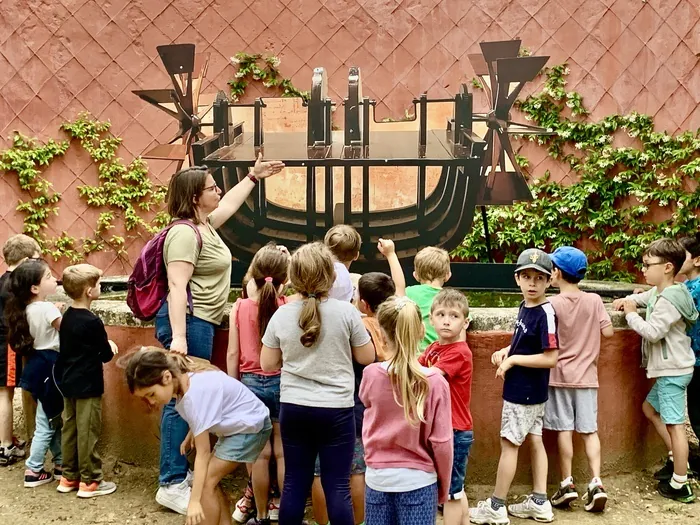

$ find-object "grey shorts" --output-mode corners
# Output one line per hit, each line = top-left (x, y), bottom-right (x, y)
(500, 400), (545, 446)
(544, 387), (598, 433)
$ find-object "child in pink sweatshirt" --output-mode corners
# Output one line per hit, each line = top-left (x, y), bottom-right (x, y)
(360, 296), (453, 525)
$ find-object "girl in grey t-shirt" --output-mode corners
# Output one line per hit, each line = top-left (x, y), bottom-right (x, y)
(261, 242), (374, 525)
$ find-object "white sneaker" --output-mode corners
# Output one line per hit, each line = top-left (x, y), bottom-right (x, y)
(232, 494), (255, 523)
(268, 497), (280, 520)
(156, 479), (191, 515)
(507, 495), (554, 523)
(469, 499), (510, 525)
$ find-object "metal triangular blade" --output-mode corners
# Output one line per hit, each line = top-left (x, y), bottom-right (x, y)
(495, 56), (549, 84)
(479, 40), (521, 63)
(158, 44), (195, 115)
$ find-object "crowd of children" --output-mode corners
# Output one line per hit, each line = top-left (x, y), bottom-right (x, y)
(2, 220), (700, 525)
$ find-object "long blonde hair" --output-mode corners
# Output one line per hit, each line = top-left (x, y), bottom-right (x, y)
(123, 346), (217, 393)
(376, 296), (430, 425)
(289, 242), (335, 347)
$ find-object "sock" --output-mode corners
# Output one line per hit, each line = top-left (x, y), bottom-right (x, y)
(590, 477), (603, 489)
(531, 493), (547, 505)
(491, 496), (506, 510)
(560, 476), (573, 488)
(670, 473), (687, 490)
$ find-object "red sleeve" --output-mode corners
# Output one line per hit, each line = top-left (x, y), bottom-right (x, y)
(418, 351), (427, 366)
(434, 347), (468, 380)
(540, 305), (559, 350)
(425, 374), (454, 503)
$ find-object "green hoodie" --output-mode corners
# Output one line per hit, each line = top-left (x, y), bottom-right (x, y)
(626, 284), (698, 377)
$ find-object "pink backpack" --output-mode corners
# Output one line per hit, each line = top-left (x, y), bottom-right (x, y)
(127, 220), (202, 321)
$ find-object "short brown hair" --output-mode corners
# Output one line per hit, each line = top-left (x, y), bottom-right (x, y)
(2, 234), (41, 266)
(644, 238), (686, 276)
(358, 272), (395, 313)
(324, 225), (361, 263)
(167, 166), (209, 223)
(414, 246), (450, 283)
(62, 264), (102, 300)
(431, 288), (469, 318)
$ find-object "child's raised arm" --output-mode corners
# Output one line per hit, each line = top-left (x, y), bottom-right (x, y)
(624, 298), (679, 343)
(378, 238), (406, 296)
(226, 301), (240, 379)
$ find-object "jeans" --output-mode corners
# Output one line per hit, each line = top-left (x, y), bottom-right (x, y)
(26, 401), (62, 472)
(155, 301), (215, 486)
(689, 367), (700, 441)
(279, 403), (355, 525)
(449, 430), (474, 499)
(241, 373), (281, 421)
(365, 483), (438, 525)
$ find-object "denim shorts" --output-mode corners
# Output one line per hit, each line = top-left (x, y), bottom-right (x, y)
(647, 374), (693, 425)
(241, 373), (281, 421)
(214, 417), (273, 463)
(449, 429), (473, 499)
(314, 436), (366, 476)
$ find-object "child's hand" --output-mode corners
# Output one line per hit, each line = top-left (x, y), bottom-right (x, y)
(491, 348), (509, 367)
(612, 299), (625, 311)
(633, 287), (645, 295)
(109, 340), (118, 354)
(53, 302), (67, 313)
(186, 500), (205, 525)
(496, 356), (514, 380)
(377, 238), (395, 256)
(180, 432), (194, 455)
(622, 300), (638, 314)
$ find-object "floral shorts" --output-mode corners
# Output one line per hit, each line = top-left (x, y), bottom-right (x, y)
(500, 400), (545, 446)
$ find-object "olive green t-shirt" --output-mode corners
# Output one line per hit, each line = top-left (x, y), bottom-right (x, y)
(163, 221), (232, 325)
(406, 284), (441, 353)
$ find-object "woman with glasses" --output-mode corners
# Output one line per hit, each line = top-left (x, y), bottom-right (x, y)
(153, 154), (285, 516)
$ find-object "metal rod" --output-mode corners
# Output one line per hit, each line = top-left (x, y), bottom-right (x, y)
(417, 165), (426, 229)
(362, 166), (370, 247)
(419, 94), (427, 149)
(344, 165), (352, 224)
(325, 166), (333, 229)
(306, 165), (315, 242)
(481, 205), (493, 263)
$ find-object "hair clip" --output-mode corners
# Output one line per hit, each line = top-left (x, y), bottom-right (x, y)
(308, 293), (317, 299)
(395, 297), (414, 312)
(264, 276), (273, 283)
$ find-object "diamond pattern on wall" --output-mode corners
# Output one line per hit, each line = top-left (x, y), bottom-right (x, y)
(0, 0), (698, 275)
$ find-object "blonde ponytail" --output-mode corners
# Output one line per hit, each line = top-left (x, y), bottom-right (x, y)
(289, 243), (335, 348)
(377, 296), (430, 425)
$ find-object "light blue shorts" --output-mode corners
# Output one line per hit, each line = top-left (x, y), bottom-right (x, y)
(646, 374), (693, 425)
(214, 417), (272, 463)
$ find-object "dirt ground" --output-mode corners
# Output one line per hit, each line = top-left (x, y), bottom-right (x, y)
(1, 457), (698, 525)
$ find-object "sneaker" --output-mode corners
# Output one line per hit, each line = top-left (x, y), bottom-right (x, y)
(551, 481), (579, 508)
(156, 479), (191, 515)
(654, 458), (674, 481)
(53, 465), (63, 481)
(233, 483), (255, 523)
(24, 468), (55, 488)
(77, 480), (117, 498)
(246, 519), (271, 525)
(507, 495), (554, 523)
(657, 480), (696, 503)
(12, 437), (26, 449)
(582, 482), (607, 512)
(57, 478), (80, 493)
(0, 446), (22, 466)
(268, 498), (280, 521)
(469, 499), (510, 525)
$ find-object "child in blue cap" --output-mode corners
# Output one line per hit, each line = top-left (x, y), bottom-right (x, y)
(544, 247), (614, 513)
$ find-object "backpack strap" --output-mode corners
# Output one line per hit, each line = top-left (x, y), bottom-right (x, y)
(164, 219), (204, 316)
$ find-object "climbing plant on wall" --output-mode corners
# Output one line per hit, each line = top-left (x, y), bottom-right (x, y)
(453, 64), (700, 282)
(0, 113), (169, 263)
(228, 52), (309, 102)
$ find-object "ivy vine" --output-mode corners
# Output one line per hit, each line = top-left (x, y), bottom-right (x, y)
(229, 52), (309, 102)
(0, 113), (169, 263)
(453, 64), (700, 282)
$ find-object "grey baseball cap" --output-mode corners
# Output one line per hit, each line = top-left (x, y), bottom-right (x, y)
(515, 248), (553, 276)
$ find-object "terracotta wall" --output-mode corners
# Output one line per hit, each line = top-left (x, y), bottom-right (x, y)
(1, 0), (699, 275)
(103, 324), (662, 483)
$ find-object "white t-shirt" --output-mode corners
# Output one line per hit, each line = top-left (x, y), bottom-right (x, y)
(26, 301), (61, 351)
(175, 370), (269, 437)
(329, 262), (354, 302)
(262, 298), (371, 408)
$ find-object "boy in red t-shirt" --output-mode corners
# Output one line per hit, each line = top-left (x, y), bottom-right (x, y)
(419, 288), (473, 525)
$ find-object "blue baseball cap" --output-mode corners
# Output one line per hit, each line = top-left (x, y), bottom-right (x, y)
(550, 247), (588, 279)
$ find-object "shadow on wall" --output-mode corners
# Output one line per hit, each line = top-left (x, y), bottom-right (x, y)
(99, 326), (661, 484)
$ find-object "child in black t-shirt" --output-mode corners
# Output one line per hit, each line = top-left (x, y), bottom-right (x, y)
(470, 249), (559, 525)
(57, 264), (118, 498)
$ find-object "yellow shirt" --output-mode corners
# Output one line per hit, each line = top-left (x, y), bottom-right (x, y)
(163, 221), (232, 325)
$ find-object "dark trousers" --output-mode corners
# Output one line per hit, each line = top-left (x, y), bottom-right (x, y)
(61, 397), (103, 483)
(279, 403), (355, 525)
(689, 367), (700, 441)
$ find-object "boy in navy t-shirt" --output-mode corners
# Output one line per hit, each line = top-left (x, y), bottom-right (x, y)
(470, 249), (559, 525)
